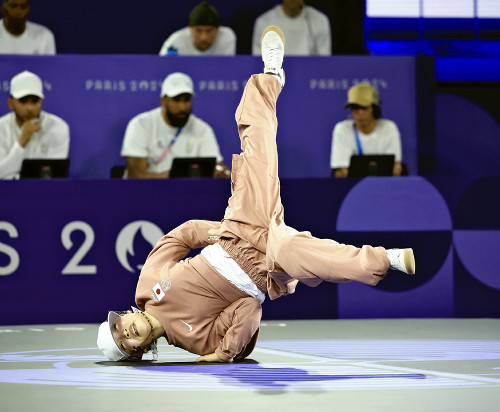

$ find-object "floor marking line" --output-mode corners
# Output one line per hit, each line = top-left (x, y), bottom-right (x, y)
(0, 347), (98, 355)
(253, 347), (343, 362)
(353, 361), (500, 385)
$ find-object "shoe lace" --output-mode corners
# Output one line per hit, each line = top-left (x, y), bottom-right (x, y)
(266, 45), (281, 70)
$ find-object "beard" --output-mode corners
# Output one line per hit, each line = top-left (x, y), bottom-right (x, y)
(166, 110), (190, 128)
(6, 18), (27, 35)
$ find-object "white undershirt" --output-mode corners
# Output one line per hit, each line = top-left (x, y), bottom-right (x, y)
(201, 243), (265, 304)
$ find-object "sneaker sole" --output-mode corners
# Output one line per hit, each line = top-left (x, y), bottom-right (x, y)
(404, 248), (416, 275)
(260, 25), (285, 48)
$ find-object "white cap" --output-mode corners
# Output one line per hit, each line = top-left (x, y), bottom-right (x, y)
(97, 311), (129, 361)
(161, 72), (194, 97)
(10, 71), (45, 99)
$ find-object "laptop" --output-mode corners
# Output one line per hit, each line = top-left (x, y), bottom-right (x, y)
(169, 157), (216, 178)
(348, 155), (395, 177)
(20, 159), (70, 179)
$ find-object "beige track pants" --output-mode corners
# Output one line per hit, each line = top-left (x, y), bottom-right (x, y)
(217, 74), (390, 294)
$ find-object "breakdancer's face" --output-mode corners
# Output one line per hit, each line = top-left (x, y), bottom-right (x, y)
(111, 312), (153, 355)
(161, 93), (192, 128)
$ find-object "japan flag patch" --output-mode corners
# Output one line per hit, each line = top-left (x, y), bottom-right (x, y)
(151, 282), (165, 302)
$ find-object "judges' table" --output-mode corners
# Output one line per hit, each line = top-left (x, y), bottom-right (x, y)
(0, 54), (430, 178)
(1, 176), (499, 324)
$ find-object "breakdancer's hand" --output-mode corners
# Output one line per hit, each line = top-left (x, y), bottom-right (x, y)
(197, 352), (229, 363)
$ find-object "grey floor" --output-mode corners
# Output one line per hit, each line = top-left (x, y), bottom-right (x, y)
(1, 319), (499, 412)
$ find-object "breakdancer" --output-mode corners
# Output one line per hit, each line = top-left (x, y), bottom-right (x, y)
(97, 26), (415, 363)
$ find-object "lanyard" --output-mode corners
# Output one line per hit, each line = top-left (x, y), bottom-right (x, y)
(353, 124), (363, 155)
(156, 127), (183, 164)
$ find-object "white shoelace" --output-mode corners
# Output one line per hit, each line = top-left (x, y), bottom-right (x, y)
(265, 45), (281, 72)
(268, 48), (279, 66)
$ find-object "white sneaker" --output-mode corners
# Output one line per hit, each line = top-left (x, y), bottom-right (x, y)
(386, 248), (415, 275)
(261, 26), (285, 87)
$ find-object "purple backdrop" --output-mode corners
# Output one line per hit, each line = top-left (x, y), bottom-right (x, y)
(0, 55), (419, 178)
(1, 177), (499, 325)
(435, 93), (500, 176)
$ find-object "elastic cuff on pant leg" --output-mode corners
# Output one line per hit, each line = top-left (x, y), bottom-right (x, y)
(215, 347), (233, 363)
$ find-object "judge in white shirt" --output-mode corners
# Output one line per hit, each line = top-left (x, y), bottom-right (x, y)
(330, 83), (403, 178)
(252, 0), (331, 56)
(121, 72), (230, 178)
(0, 71), (70, 179)
(0, 0), (56, 55)
(159, 1), (236, 56)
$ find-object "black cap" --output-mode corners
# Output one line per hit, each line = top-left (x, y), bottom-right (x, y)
(189, 1), (220, 27)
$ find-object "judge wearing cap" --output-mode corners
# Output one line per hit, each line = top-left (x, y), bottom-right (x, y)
(0, 70), (70, 179)
(159, 1), (236, 56)
(330, 82), (403, 178)
(120, 72), (230, 178)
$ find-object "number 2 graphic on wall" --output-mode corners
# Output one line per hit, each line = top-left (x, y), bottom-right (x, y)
(61, 221), (97, 275)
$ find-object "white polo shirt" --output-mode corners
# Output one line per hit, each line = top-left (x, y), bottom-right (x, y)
(121, 107), (223, 174)
(159, 26), (236, 56)
(330, 119), (402, 169)
(0, 111), (70, 179)
(0, 19), (56, 55)
(252, 5), (331, 56)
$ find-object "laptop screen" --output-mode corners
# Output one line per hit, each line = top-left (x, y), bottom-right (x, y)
(20, 159), (70, 179)
(348, 155), (395, 177)
(169, 157), (216, 178)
